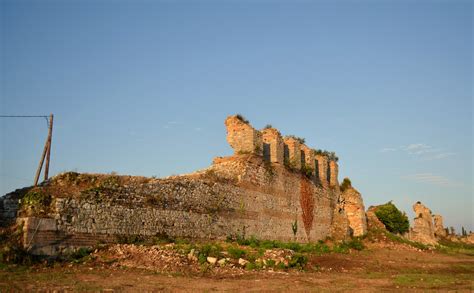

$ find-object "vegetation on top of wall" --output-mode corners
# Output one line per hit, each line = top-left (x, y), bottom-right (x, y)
(19, 189), (52, 215)
(312, 149), (339, 162)
(235, 114), (250, 124)
(284, 135), (306, 144)
(340, 177), (352, 192)
(374, 202), (410, 234)
(263, 124), (273, 129)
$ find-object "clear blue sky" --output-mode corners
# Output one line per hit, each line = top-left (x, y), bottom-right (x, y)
(1, 1), (472, 231)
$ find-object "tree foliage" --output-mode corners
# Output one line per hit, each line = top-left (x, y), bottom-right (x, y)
(374, 201), (410, 234)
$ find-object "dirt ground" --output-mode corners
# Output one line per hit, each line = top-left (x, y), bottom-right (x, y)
(1, 243), (473, 292)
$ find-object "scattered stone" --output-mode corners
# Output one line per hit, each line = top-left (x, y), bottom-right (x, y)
(207, 257), (217, 265)
(238, 258), (249, 266)
(187, 249), (197, 262)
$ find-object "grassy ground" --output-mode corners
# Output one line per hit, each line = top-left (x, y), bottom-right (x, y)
(1, 233), (473, 292)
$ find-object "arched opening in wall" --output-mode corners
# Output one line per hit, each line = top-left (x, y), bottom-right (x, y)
(300, 150), (306, 168)
(263, 143), (271, 162)
(284, 144), (289, 165)
(327, 161), (331, 183)
(314, 159), (320, 182)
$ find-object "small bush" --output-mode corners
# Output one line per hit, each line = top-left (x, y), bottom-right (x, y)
(199, 243), (223, 258)
(340, 178), (352, 192)
(374, 202), (410, 234)
(235, 114), (249, 124)
(301, 164), (314, 178)
(288, 253), (308, 269)
(227, 246), (246, 259)
(263, 124), (273, 129)
(346, 238), (364, 251)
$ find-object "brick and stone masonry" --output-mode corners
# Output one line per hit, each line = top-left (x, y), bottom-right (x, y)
(315, 154), (329, 186)
(1, 114), (358, 255)
(225, 116), (263, 155)
(283, 137), (301, 170)
(261, 128), (284, 164)
(300, 144), (316, 176)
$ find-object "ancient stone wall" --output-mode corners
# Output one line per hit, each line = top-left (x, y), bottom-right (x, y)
(433, 214), (447, 238)
(2, 115), (344, 256)
(409, 202), (437, 245)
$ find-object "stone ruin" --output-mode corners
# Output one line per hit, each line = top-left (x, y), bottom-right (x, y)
(433, 214), (447, 238)
(0, 115), (368, 256)
(409, 201), (437, 245)
(339, 187), (367, 237)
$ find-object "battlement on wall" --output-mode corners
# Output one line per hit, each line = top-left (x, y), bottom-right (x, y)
(225, 115), (339, 187)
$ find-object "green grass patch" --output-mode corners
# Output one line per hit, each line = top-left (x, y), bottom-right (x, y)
(436, 239), (474, 256)
(393, 273), (472, 289)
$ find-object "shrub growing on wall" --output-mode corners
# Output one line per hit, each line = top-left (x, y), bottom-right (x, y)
(374, 202), (410, 234)
(340, 177), (352, 192)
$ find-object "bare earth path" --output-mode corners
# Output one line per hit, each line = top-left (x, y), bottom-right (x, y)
(1, 245), (473, 292)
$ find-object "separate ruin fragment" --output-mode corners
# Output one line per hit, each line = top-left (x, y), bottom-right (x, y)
(409, 201), (437, 245)
(340, 187), (367, 237)
(433, 214), (447, 238)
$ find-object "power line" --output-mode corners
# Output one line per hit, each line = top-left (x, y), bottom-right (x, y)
(0, 115), (48, 117)
(0, 115), (51, 127)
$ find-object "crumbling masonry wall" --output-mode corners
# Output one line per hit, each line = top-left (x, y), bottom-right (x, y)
(1, 115), (345, 256)
(261, 128), (284, 164)
(225, 116), (263, 155)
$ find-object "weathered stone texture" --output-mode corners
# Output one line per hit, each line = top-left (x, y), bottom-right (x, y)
(409, 202), (437, 245)
(366, 206), (387, 231)
(315, 155), (328, 186)
(261, 128), (284, 164)
(300, 145), (315, 175)
(4, 153), (339, 256)
(329, 161), (339, 190)
(432, 214), (447, 238)
(340, 188), (367, 237)
(283, 138), (301, 170)
(225, 116), (263, 155)
(0, 192), (21, 227)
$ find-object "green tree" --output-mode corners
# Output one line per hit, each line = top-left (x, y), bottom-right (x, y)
(374, 201), (410, 234)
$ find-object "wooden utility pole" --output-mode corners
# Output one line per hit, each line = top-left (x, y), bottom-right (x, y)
(34, 114), (53, 186)
(44, 114), (53, 181)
